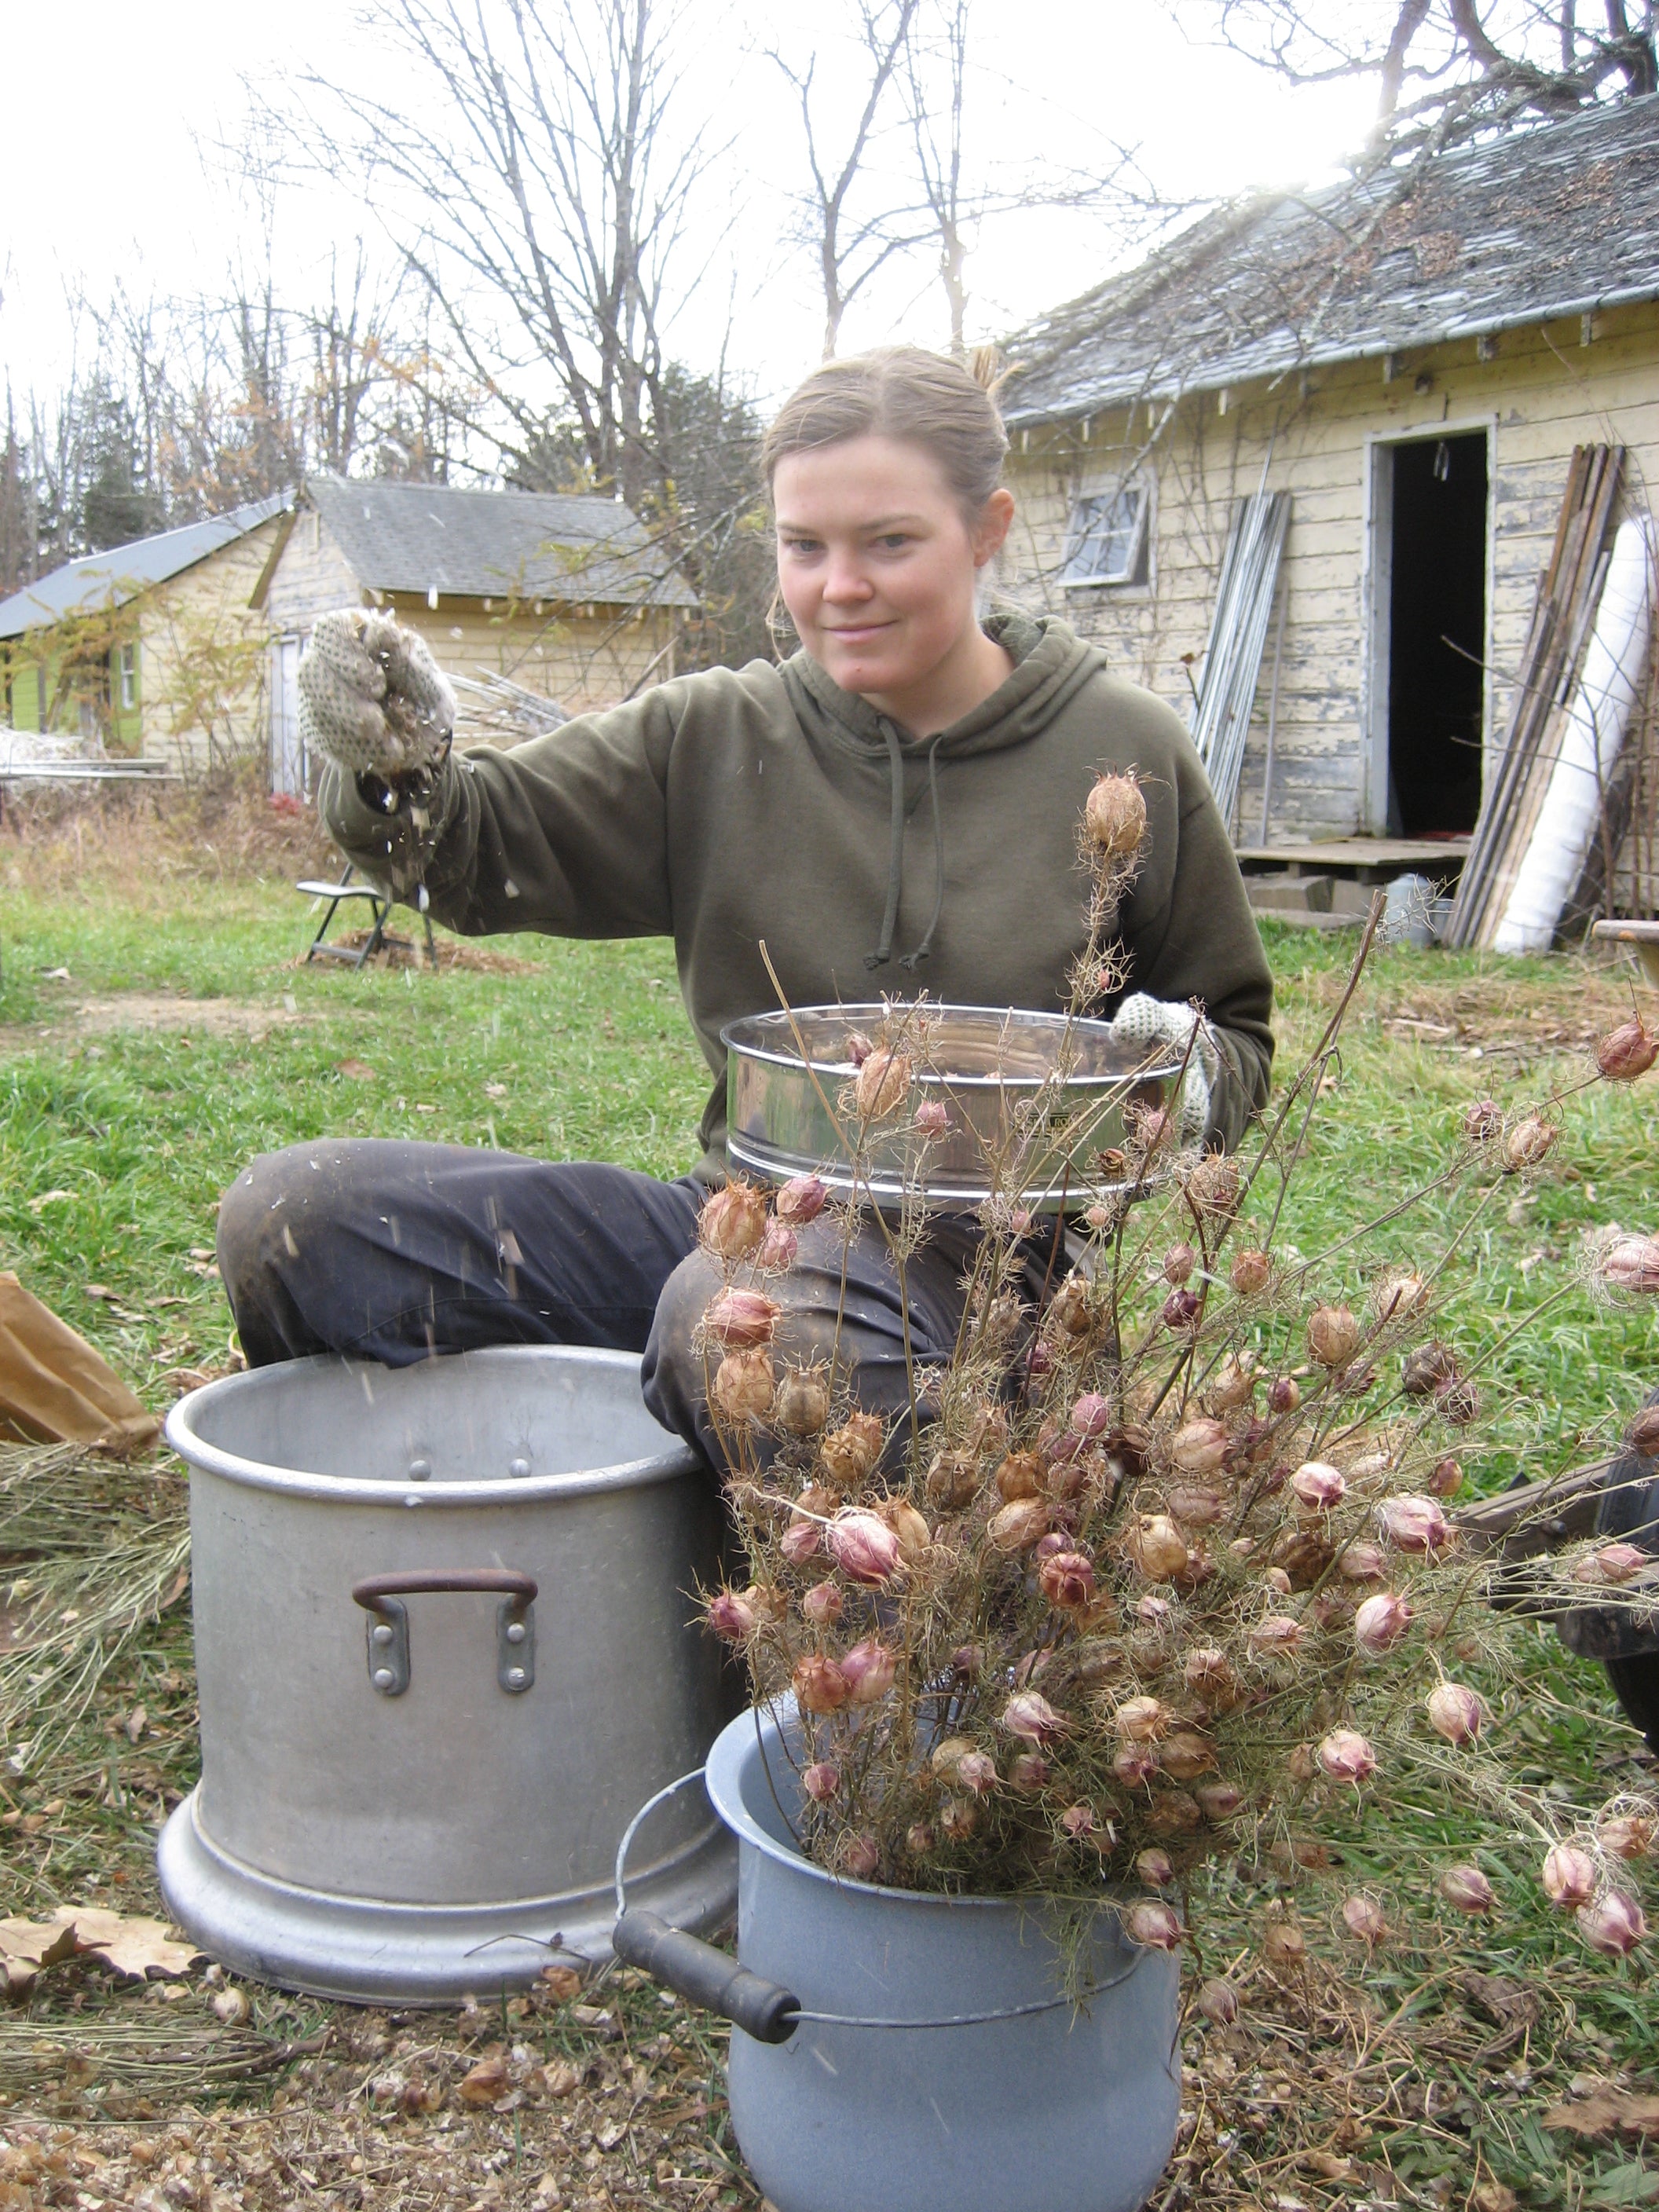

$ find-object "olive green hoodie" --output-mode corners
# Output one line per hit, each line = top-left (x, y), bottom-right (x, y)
(320, 611), (1274, 1181)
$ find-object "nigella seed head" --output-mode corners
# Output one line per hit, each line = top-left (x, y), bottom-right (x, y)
(1083, 771), (1148, 860)
(1597, 1013), (1659, 1082)
(1163, 1287), (1202, 1331)
(698, 1179), (769, 1261)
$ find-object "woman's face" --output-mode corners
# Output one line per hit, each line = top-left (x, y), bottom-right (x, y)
(773, 434), (1013, 702)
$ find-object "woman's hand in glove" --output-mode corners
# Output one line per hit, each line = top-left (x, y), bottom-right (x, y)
(1107, 992), (1221, 1146)
(296, 610), (456, 781)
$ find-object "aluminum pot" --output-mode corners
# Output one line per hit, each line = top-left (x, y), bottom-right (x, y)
(159, 1346), (738, 2004)
(722, 1003), (1174, 1212)
(613, 1704), (1181, 2212)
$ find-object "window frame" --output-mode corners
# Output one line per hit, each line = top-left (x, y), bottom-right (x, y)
(118, 641), (138, 712)
(1060, 478), (1152, 591)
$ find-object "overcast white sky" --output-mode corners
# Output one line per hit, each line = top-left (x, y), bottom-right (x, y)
(0, 1), (1378, 420)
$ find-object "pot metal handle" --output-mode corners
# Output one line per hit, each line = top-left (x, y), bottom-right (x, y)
(612, 1909), (799, 2045)
(351, 1569), (537, 1698)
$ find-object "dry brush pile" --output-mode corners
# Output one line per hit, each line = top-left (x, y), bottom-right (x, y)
(690, 775), (1658, 1970)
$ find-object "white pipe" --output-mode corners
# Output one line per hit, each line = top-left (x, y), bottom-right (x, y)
(1494, 513), (1657, 955)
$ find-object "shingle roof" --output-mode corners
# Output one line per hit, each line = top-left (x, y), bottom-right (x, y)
(1001, 96), (1659, 427)
(305, 477), (698, 609)
(0, 493), (291, 641)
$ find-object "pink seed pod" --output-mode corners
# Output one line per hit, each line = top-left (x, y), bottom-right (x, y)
(1059, 1802), (1101, 1844)
(698, 1179), (770, 1261)
(1208, 1355), (1258, 1412)
(1196, 1977), (1238, 2025)
(1426, 1681), (1485, 1747)
(1136, 1593), (1173, 1628)
(1599, 1813), (1656, 1860)
(775, 1174), (829, 1225)
(1428, 1456), (1464, 1499)
(1083, 1202), (1113, 1231)
(781, 1518), (822, 1567)
(1354, 1591), (1413, 1657)
(753, 1221), (799, 1273)
(1438, 1864), (1496, 1915)
(705, 1590), (756, 1642)
(1500, 1113), (1558, 1173)
(1463, 1097), (1503, 1142)
(1291, 1460), (1346, 1514)
(1268, 1375), (1301, 1415)
(929, 1736), (977, 1782)
(956, 1751), (998, 1796)
(1597, 1013), (1659, 1082)
(1338, 1540), (1387, 1582)
(913, 1098), (950, 1134)
(1163, 1241), (1198, 1287)
(1196, 1781), (1243, 1821)
(1599, 1543), (1651, 1584)
(793, 1654), (851, 1714)
(1342, 1893), (1390, 1944)
(1114, 1694), (1171, 1743)
(1124, 1900), (1184, 1951)
(1166, 1482), (1226, 1528)
(827, 1509), (902, 1588)
(905, 1820), (936, 1854)
(1317, 1729), (1378, 1785)
(855, 1048), (912, 1121)
(1247, 1614), (1305, 1659)
(840, 1639), (896, 1706)
(1596, 1235), (1659, 1295)
(1170, 1417), (1229, 1475)
(1002, 1691), (1066, 1745)
(1038, 1550), (1097, 1610)
(839, 1832), (881, 1881)
(1125, 1514), (1190, 1581)
(1378, 1492), (1453, 1556)
(1007, 1752), (1051, 1792)
(1136, 1848), (1175, 1889)
(1184, 1647), (1238, 1698)
(711, 1346), (775, 1424)
(702, 1287), (782, 1348)
(1577, 1889), (1648, 1957)
(1071, 1391), (1113, 1437)
(845, 1032), (875, 1068)
(802, 1761), (840, 1804)
(1084, 771), (1148, 859)
(800, 1580), (843, 1627)
(1262, 1565), (1295, 1595)
(1113, 1743), (1159, 1786)
(1307, 1303), (1361, 1368)
(1163, 1288), (1201, 1331)
(1540, 1841), (1598, 1908)
(1231, 1249), (1273, 1296)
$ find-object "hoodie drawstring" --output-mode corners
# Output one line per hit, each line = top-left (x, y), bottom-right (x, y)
(866, 721), (949, 972)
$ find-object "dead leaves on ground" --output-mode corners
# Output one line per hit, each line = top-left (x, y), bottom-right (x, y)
(0, 1907), (200, 1995)
(1543, 2088), (1659, 2137)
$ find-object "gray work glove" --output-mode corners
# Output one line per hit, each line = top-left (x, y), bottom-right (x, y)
(297, 610), (456, 780)
(1108, 992), (1221, 1145)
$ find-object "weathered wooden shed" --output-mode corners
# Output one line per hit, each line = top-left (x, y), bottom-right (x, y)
(254, 478), (697, 793)
(998, 97), (1659, 863)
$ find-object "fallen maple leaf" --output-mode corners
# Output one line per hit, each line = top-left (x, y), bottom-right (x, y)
(58, 1907), (200, 1981)
(1542, 2091), (1659, 2137)
(539, 1964), (583, 2001)
(460, 2055), (511, 2106)
(0, 1916), (79, 1994)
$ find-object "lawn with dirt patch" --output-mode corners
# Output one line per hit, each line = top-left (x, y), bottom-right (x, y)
(1, 788), (1657, 2210)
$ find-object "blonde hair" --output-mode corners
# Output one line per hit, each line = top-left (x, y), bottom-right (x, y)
(760, 346), (1009, 521)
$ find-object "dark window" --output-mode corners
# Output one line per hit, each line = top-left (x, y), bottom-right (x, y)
(1062, 483), (1149, 588)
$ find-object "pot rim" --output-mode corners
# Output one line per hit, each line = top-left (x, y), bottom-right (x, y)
(164, 1346), (703, 1505)
(720, 1003), (1177, 1091)
(705, 1699), (1070, 1916)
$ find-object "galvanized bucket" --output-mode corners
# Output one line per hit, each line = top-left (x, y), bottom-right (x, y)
(614, 1705), (1182, 2212)
(159, 1346), (738, 2004)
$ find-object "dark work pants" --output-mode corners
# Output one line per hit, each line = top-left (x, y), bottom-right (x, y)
(215, 1141), (1002, 1468)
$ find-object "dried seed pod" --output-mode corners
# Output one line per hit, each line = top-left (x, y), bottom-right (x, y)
(1354, 1591), (1412, 1656)
(1137, 1848), (1175, 1889)
(1207, 1355), (1258, 1412)
(1038, 1549), (1097, 1610)
(957, 1750), (998, 1796)
(1500, 1114), (1557, 1173)
(1007, 1752), (1052, 1792)
(1371, 1269), (1430, 1323)
(841, 1639), (897, 1705)
(1170, 1417), (1229, 1475)
(996, 1450), (1046, 1503)
(930, 1735), (979, 1782)
(1599, 1813), (1656, 1859)
(1540, 1841), (1598, 1908)
(1267, 1375), (1301, 1415)
(1105, 1423), (1152, 1481)
(1145, 1789), (1203, 1838)
(925, 1448), (980, 1511)
(846, 1031), (875, 1067)
(793, 1654), (851, 1714)
(698, 1179), (769, 1261)
(855, 1049), (912, 1120)
(711, 1346), (775, 1425)
(1627, 1405), (1659, 1457)
(802, 1761), (840, 1804)
(938, 1799), (980, 1842)
(1160, 1732), (1218, 1782)
(1287, 1743), (1318, 1783)
(1597, 1013), (1659, 1082)
(1058, 1802), (1102, 1844)
(1188, 1153), (1240, 1220)
(1426, 1681), (1485, 1746)
(1231, 1248), (1273, 1296)
(1049, 1273), (1093, 1336)
(1307, 1304), (1361, 1368)
(1166, 1481), (1226, 1528)
(1378, 1492), (1453, 1556)
(754, 1221), (799, 1272)
(1269, 1526), (1335, 1588)
(1113, 1694), (1171, 1743)
(212, 1987), (251, 2026)
(1427, 1456), (1463, 1499)
(913, 1098), (950, 1133)
(880, 1498), (932, 1562)
(1584, 1541), (1651, 1584)
(1317, 1729), (1377, 1784)
(705, 1590), (757, 1642)
(989, 1497), (1051, 1552)
(1291, 1461), (1346, 1514)
(1262, 1914), (1306, 1967)
(1439, 1864), (1496, 1914)
(1196, 1781), (1243, 1822)
(1084, 771), (1148, 859)
(703, 1287), (782, 1348)
(775, 1174), (829, 1225)
(801, 1580), (843, 1627)
(1342, 1893), (1389, 1944)
(773, 1365), (830, 1437)
(1247, 1614), (1305, 1661)
(1262, 1565), (1295, 1595)
(839, 1833), (881, 1880)
(1124, 1899), (1184, 1951)
(1596, 1232), (1659, 1295)
(1195, 1976), (1238, 2024)
(1463, 1097), (1503, 1142)
(1163, 1241), (1198, 1287)
(1577, 1890), (1648, 1957)
(1403, 1342), (1460, 1397)
(1163, 1288), (1202, 1331)
(1125, 1513), (1190, 1582)
(826, 1509), (902, 1588)
(1071, 1391), (1113, 1437)
(1338, 1540), (1387, 1582)
(820, 1412), (886, 1489)
(1114, 1742), (1159, 1785)
(1436, 1376), (1480, 1426)
(1183, 1647), (1240, 1705)
(1002, 1691), (1066, 1744)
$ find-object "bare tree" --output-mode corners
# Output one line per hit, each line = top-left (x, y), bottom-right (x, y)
(904, 0), (971, 354)
(767, 0), (925, 358)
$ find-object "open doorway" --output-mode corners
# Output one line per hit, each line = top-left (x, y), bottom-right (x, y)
(1384, 431), (1489, 835)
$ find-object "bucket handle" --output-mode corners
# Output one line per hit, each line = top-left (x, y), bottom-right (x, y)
(351, 1569), (537, 1697)
(610, 1770), (1148, 2042)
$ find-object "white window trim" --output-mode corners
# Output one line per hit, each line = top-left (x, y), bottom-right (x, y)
(1060, 478), (1152, 591)
(119, 642), (138, 712)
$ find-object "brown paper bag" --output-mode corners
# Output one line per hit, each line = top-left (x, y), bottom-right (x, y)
(0, 1273), (162, 1452)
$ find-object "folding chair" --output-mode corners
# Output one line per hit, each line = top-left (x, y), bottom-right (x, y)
(297, 864), (438, 969)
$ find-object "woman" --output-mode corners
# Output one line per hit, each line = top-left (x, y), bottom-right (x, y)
(218, 348), (1274, 1464)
